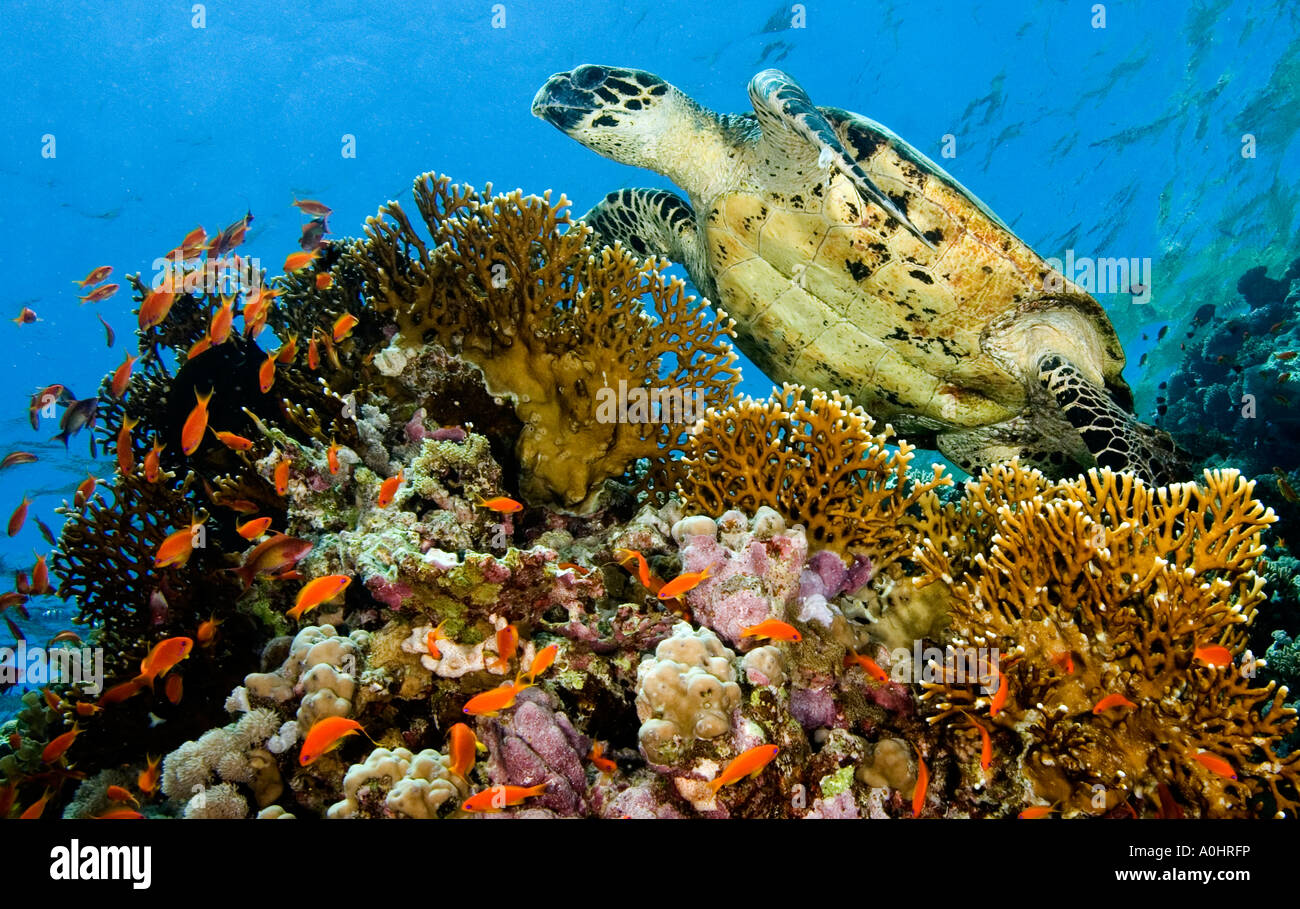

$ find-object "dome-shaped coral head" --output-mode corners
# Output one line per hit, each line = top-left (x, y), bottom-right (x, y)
(532, 65), (706, 177)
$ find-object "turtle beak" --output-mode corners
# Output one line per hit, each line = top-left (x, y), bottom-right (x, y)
(531, 73), (590, 131)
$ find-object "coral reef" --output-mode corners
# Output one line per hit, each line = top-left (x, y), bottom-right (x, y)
(327, 747), (462, 818)
(160, 708), (286, 814)
(17, 169), (1300, 825)
(916, 462), (1300, 817)
(360, 174), (741, 510)
(675, 383), (951, 573)
(1157, 257), (1300, 478)
(635, 623), (741, 766)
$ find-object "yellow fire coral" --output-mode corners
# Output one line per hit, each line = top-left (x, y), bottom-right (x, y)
(674, 383), (950, 572)
(361, 174), (741, 510)
(915, 462), (1300, 818)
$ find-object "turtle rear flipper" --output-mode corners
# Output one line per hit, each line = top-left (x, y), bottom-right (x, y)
(580, 188), (715, 299)
(748, 69), (933, 248)
(1037, 353), (1191, 485)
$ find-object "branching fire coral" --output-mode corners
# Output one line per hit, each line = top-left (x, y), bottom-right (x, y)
(360, 174), (741, 510)
(675, 383), (950, 573)
(915, 462), (1300, 818)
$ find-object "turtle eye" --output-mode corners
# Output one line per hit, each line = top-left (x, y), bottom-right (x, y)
(571, 65), (608, 90)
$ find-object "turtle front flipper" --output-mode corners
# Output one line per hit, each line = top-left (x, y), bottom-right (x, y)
(581, 188), (715, 299)
(1037, 353), (1192, 485)
(748, 69), (933, 249)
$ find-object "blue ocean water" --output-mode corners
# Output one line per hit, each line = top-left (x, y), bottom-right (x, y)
(0, 0), (1297, 709)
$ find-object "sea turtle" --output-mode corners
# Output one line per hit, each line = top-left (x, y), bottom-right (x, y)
(532, 65), (1188, 483)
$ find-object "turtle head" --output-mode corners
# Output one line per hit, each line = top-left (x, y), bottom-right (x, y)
(533, 66), (718, 189)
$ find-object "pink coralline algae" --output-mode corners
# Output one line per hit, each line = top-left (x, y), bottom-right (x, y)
(479, 687), (591, 816)
(804, 790), (860, 819)
(364, 575), (413, 609)
(676, 511), (808, 648)
(799, 550), (872, 602)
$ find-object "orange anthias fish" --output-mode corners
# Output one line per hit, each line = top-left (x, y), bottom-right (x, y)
(0, 451), (37, 470)
(143, 437), (165, 483)
(1092, 693), (1138, 715)
(462, 783), (548, 813)
(912, 749), (928, 818)
(154, 518), (205, 568)
(105, 785), (138, 807)
(196, 614), (223, 647)
(1018, 803), (1056, 819)
(236, 516), (272, 540)
(116, 415), (139, 475)
(527, 643), (559, 682)
(492, 624), (518, 671)
(299, 716), (375, 766)
(208, 297), (235, 346)
(164, 674), (183, 705)
(1050, 649), (1075, 675)
(425, 620), (449, 659)
(477, 495), (523, 514)
(1191, 751), (1237, 779)
(331, 312), (358, 342)
(613, 548), (653, 588)
(961, 711), (993, 778)
(232, 533), (313, 589)
(989, 666), (1008, 717)
(276, 334), (298, 363)
(657, 567), (710, 600)
(307, 336), (320, 370)
(96, 808), (145, 819)
(136, 636), (194, 686)
(99, 678), (145, 706)
(711, 744), (779, 793)
(446, 723), (478, 779)
(74, 473), (97, 508)
(213, 429), (254, 451)
(845, 650), (890, 683)
(79, 283), (119, 304)
(31, 553), (51, 596)
(327, 440), (341, 475)
(1194, 644), (1233, 668)
(288, 574), (351, 621)
(377, 470), (403, 507)
(258, 350), (276, 393)
(138, 289), (177, 330)
(75, 265), (113, 287)
(110, 353), (138, 398)
(19, 790), (53, 819)
(11, 307), (39, 325)
(186, 337), (212, 361)
(315, 273), (334, 290)
(463, 679), (533, 717)
(41, 725), (81, 764)
(241, 288), (271, 336)
(8, 497), (31, 537)
(292, 198), (333, 217)
(181, 388), (215, 455)
(740, 619), (802, 642)
(137, 755), (161, 795)
(284, 250), (318, 272)
(274, 458), (291, 495)
(588, 742), (617, 775)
